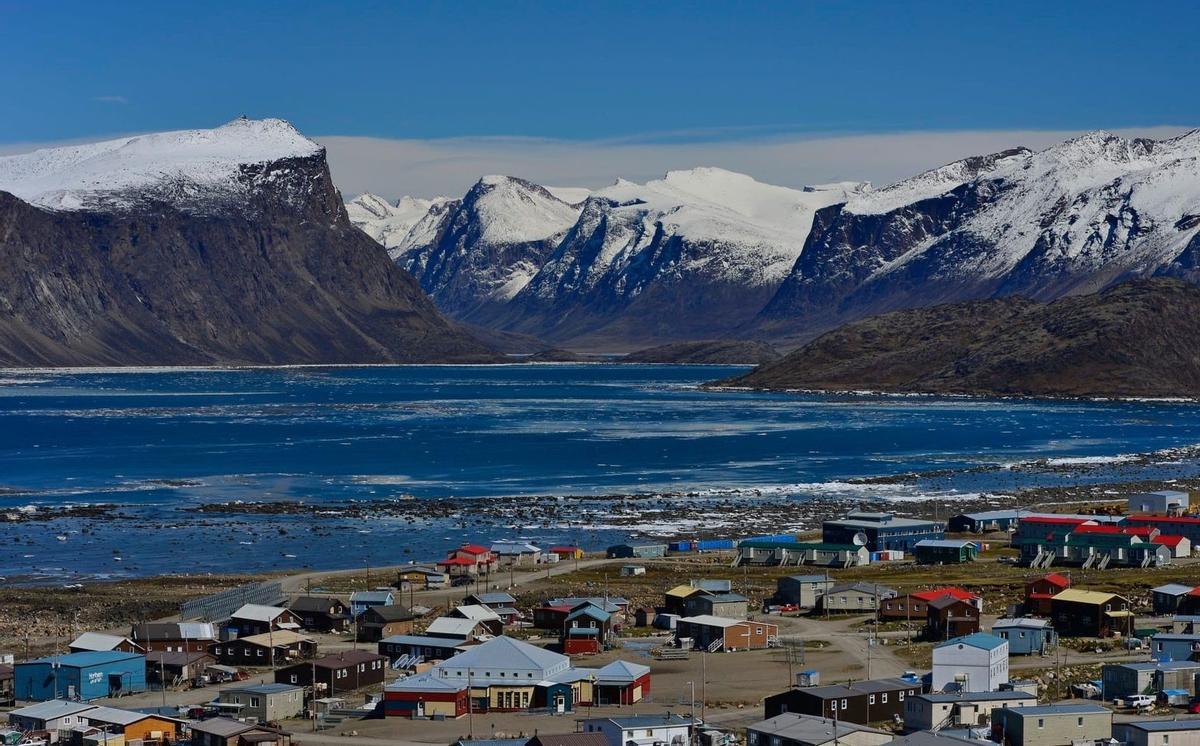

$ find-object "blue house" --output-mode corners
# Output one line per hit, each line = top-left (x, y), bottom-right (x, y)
(992, 618), (1057, 655)
(1151, 633), (1200, 662)
(822, 511), (945, 552)
(14, 651), (146, 701)
(349, 590), (394, 618)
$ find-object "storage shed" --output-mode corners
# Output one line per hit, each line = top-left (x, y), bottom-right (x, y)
(913, 540), (978, 565)
(14, 651), (146, 701)
(606, 544), (667, 559)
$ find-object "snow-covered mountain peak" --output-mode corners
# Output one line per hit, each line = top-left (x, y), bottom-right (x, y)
(0, 117), (323, 212)
(846, 147), (1032, 216)
(464, 175), (583, 245)
(345, 192), (450, 250)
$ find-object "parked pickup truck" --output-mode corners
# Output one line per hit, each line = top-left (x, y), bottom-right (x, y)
(1115, 695), (1154, 710)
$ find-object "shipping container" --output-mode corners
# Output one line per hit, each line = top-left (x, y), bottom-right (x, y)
(669, 541), (694, 552)
(695, 539), (735, 551)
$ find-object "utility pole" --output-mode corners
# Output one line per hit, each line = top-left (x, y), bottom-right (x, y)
(700, 651), (707, 726)
(688, 680), (696, 746)
(468, 669), (475, 739)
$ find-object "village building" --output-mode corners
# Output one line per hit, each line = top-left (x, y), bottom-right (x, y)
(534, 602), (578, 632)
(209, 630), (316, 666)
(189, 717), (292, 746)
(0, 663), (13, 707)
(913, 540), (978, 565)
(145, 650), (214, 686)
(7, 700), (97, 741)
(1156, 534), (1193, 557)
(1128, 490), (1190, 514)
(396, 565), (448, 589)
(820, 582), (897, 613)
(588, 660), (651, 705)
(356, 604), (416, 642)
(1023, 574), (1070, 617)
(464, 592), (517, 609)
(606, 543), (668, 559)
(1101, 660), (1200, 699)
(675, 615), (777, 652)
(931, 633), (1009, 693)
(822, 511), (945, 552)
(275, 650), (387, 694)
(1151, 584), (1196, 614)
(991, 618), (1056, 655)
(68, 632), (145, 655)
(444, 604), (504, 635)
(683, 592), (749, 619)
(620, 564), (646, 577)
(548, 546), (584, 560)
(1114, 719), (1200, 746)
(880, 588), (980, 623)
(1179, 589), (1200, 616)
(773, 575), (836, 608)
(1049, 589), (1134, 637)
(746, 713), (892, 746)
(1173, 614), (1200, 634)
(288, 596), (349, 632)
(14, 651), (146, 701)
(425, 616), (496, 644)
(1150, 632), (1200, 662)
(348, 590), (394, 618)
(438, 544), (498, 578)
(926, 596), (981, 639)
(1125, 514), (1200, 544)
(735, 538), (870, 567)
(990, 704), (1111, 746)
(378, 634), (471, 664)
(491, 541), (542, 566)
(563, 602), (614, 655)
(664, 584), (710, 615)
(78, 706), (183, 745)
(764, 678), (921, 724)
(217, 683), (305, 723)
(582, 714), (692, 746)
(903, 690), (1037, 731)
(227, 604), (301, 637)
(129, 622), (217, 653)
(527, 734), (609, 746)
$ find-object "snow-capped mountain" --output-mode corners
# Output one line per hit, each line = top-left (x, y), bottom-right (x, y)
(0, 117), (325, 214)
(759, 130), (1200, 338)
(375, 176), (587, 323)
(0, 117), (493, 366)
(345, 193), (453, 254)
(494, 168), (866, 344)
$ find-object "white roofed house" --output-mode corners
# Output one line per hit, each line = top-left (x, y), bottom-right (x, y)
(227, 604), (302, 637)
(7, 700), (97, 742)
(446, 604), (504, 636)
(69, 632), (145, 655)
(491, 541), (542, 567)
(583, 713), (693, 746)
(675, 615), (778, 652)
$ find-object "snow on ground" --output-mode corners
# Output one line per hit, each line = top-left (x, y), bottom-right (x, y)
(346, 193), (450, 248)
(0, 117), (322, 211)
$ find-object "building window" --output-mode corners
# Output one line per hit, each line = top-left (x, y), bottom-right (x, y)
(881, 693), (888, 703)
(1038, 719), (1044, 729)
(1077, 718), (1083, 727)
(841, 699), (848, 709)
(869, 695), (875, 704)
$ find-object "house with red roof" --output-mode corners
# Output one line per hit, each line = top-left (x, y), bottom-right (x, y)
(1124, 514), (1200, 545)
(437, 544), (497, 578)
(880, 587), (983, 640)
(1025, 573), (1070, 616)
(548, 546), (584, 560)
(1153, 534), (1192, 557)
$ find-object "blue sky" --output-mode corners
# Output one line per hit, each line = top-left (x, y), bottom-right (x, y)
(2, 1), (1197, 196)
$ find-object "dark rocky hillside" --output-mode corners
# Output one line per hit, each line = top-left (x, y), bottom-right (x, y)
(720, 279), (1200, 398)
(0, 137), (494, 366)
(624, 340), (781, 365)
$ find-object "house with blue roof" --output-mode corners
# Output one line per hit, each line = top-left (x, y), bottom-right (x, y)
(991, 618), (1056, 656)
(349, 590), (394, 618)
(931, 633), (1008, 693)
(14, 651), (146, 701)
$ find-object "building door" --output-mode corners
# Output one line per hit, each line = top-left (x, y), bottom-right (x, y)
(416, 700), (425, 717)
(555, 695), (565, 714)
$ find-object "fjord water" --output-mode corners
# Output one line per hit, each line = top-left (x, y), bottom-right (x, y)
(3, 364), (1200, 584)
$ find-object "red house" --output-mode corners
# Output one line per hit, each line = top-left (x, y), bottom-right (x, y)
(437, 544), (497, 577)
(592, 659), (651, 705)
(1025, 573), (1070, 616)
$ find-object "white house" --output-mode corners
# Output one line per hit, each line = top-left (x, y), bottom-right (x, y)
(7, 700), (97, 742)
(1128, 490), (1189, 514)
(583, 713), (693, 746)
(931, 633), (1009, 693)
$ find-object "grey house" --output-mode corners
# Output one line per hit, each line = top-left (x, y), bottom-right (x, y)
(775, 576), (835, 608)
(990, 704), (1111, 746)
(218, 683), (305, 723)
(1114, 720), (1200, 746)
(903, 691), (1036, 732)
(1101, 660), (1200, 699)
(606, 544), (667, 559)
(683, 593), (749, 619)
(820, 582), (897, 613)
(746, 713), (892, 746)
(1151, 584), (1196, 614)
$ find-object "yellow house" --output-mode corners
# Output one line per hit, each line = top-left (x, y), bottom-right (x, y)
(80, 707), (183, 746)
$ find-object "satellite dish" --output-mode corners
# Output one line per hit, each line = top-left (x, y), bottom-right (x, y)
(852, 532), (868, 546)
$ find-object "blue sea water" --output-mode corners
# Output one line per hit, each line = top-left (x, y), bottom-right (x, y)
(2, 364), (1200, 583)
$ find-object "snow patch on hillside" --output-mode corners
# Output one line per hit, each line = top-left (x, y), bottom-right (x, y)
(346, 193), (450, 249)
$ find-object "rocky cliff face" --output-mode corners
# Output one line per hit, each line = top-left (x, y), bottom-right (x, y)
(0, 118), (494, 366)
(725, 279), (1200, 398)
(759, 132), (1200, 340)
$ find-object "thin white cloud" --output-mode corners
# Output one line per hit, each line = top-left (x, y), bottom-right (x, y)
(317, 126), (1194, 201)
(92, 95), (129, 104)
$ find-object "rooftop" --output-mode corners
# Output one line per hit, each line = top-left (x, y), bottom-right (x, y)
(678, 614), (746, 628)
(1052, 588), (1126, 605)
(8, 700), (96, 721)
(230, 604), (289, 622)
(25, 650), (141, 667)
(1119, 720), (1200, 732)
(70, 632), (136, 651)
(593, 714), (693, 728)
(915, 691), (1037, 703)
(747, 712), (888, 743)
(1001, 704), (1111, 716)
(225, 683), (304, 695)
(935, 633), (1006, 652)
(83, 706), (165, 726)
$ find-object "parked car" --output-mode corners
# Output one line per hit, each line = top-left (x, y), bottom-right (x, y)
(1188, 701), (1200, 714)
